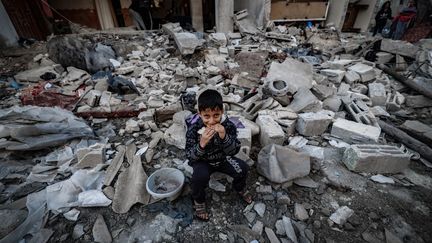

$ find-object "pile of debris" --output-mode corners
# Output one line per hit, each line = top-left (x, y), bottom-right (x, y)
(0, 16), (431, 243)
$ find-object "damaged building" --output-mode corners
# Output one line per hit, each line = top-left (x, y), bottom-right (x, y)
(0, 0), (432, 242)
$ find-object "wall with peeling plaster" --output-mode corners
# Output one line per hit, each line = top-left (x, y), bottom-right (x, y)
(353, 0), (378, 32)
(326, 0), (349, 30)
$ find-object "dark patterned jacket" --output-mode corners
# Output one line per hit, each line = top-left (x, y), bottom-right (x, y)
(185, 115), (241, 164)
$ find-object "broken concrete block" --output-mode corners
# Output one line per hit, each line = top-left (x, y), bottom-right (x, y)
(14, 65), (60, 82)
(84, 90), (102, 107)
(328, 59), (353, 70)
(386, 91), (405, 111)
(380, 39), (419, 58)
(312, 84), (337, 100)
(125, 119), (140, 133)
(256, 115), (285, 146)
(320, 69), (346, 83)
(331, 118), (381, 144)
(370, 106), (390, 117)
(266, 58), (313, 94)
(209, 33), (227, 47)
(76, 143), (105, 169)
(344, 70), (361, 83)
(162, 22), (182, 37)
(348, 63), (375, 82)
(343, 144), (410, 173)
(296, 110), (334, 136)
(400, 120), (432, 144)
(330, 206), (354, 225)
(288, 88), (321, 113)
(375, 52), (394, 64)
(323, 96), (342, 112)
(368, 82), (386, 106)
(395, 55), (408, 71)
(257, 144), (310, 183)
(138, 109), (155, 121)
(173, 32), (204, 55)
(164, 123), (187, 149)
(405, 95), (432, 108)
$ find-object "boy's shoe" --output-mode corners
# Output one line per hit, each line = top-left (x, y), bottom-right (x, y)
(193, 201), (209, 221)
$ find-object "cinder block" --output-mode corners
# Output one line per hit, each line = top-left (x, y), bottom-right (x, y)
(368, 82), (386, 106)
(344, 70), (360, 83)
(296, 110), (334, 136)
(331, 118), (381, 144)
(343, 144), (410, 173)
(256, 115), (285, 145)
(343, 99), (379, 127)
(386, 91), (404, 111)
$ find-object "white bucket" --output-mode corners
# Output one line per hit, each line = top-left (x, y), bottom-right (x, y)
(146, 168), (185, 199)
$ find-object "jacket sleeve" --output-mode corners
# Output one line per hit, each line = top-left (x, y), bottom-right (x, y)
(185, 125), (206, 161)
(221, 120), (241, 156)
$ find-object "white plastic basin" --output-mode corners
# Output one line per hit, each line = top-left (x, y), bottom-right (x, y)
(146, 168), (185, 199)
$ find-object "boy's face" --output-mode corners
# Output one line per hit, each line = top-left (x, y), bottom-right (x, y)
(199, 107), (223, 127)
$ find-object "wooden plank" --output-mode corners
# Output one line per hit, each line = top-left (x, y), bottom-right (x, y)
(271, 1), (328, 21)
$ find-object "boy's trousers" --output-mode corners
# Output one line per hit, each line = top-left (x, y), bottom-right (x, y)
(191, 156), (248, 204)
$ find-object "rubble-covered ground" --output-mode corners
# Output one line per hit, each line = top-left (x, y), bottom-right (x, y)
(0, 22), (432, 243)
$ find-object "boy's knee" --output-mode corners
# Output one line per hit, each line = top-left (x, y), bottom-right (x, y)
(191, 164), (210, 183)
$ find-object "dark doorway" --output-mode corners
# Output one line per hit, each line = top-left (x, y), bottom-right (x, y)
(111, 0), (125, 27)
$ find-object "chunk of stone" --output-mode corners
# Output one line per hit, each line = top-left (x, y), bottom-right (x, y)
(323, 96), (342, 112)
(343, 144), (410, 173)
(282, 216), (299, 243)
(265, 58), (313, 94)
(368, 82), (387, 106)
(209, 33), (227, 46)
(275, 220), (285, 235)
(288, 88), (322, 113)
(257, 144), (310, 183)
(348, 63), (375, 82)
(76, 143), (105, 169)
(125, 119), (140, 133)
(92, 214), (112, 243)
(331, 118), (381, 144)
(320, 69), (346, 83)
(73, 224), (85, 239)
(252, 220), (264, 235)
(312, 84), (337, 100)
(329, 206), (354, 225)
(380, 39), (419, 58)
(164, 123), (186, 149)
(265, 227), (281, 243)
(174, 32), (204, 55)
(256, 115), (285, 146)
(294, 203), (309, 221)
(254, 202), (266, 217)
(344, 70), (361, 83)
(296, 110), (334, 136)
(375, 52), (394, 64)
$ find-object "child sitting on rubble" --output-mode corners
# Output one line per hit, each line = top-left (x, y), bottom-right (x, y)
(185, 89), (252, 221)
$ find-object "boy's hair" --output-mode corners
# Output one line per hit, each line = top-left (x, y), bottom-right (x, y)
(198, 89), (223, 111)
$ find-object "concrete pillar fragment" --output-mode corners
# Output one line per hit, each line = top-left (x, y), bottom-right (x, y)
(190, 0), (204, 32)
(215, 0), (234, 33)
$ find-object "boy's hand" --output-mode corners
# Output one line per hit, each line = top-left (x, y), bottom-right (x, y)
(199, 127), (216, 148)
(211, 124), (226, 140)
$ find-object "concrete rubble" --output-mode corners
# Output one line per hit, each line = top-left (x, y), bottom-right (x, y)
(0, 16), (431, 243)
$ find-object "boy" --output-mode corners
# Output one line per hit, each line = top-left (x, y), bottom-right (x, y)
(185, 89), (252, 221)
